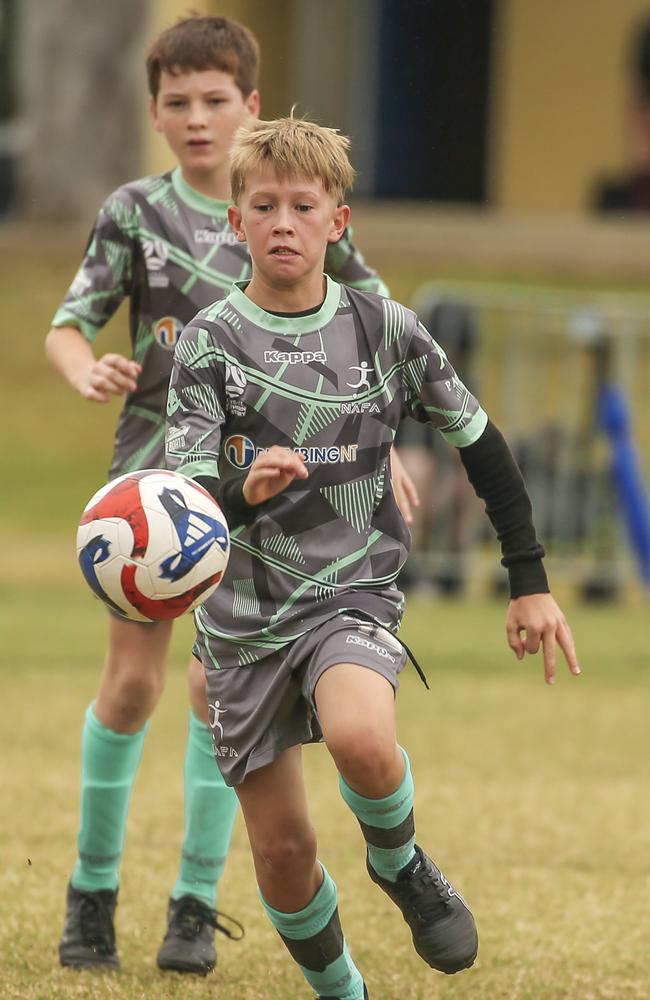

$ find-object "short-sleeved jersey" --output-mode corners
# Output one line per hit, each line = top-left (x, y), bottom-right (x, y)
(165, 278), (488, 669)
(52, 167), (389, 478)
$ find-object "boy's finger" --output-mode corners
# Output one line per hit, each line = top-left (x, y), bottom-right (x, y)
(542, 628), (556, 684)
(506, 623), (524, 660)
(557, 622), (581, 675)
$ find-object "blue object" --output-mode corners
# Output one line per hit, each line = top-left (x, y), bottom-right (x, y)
(597, 384), (650, 586)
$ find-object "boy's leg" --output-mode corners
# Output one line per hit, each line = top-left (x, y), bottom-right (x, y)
(314, 662), (478, 976)
(157, 655), (240, 975)
(237, 748), (366, 999)
(59, 615), (172, 970)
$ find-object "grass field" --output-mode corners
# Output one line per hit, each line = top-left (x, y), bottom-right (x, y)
(1, 235), (649, 997)
(2, 566), (649, 999)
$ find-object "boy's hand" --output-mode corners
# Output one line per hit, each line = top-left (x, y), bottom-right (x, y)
(77, 353), (141, 403)
(390, 447), (420, 525)
(242, 446), (309, 506)
(506, 593), (581, 685)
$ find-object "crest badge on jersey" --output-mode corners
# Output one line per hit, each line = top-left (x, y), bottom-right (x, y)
(143, 238), (170, 288)
(224, 435), (256, 470)
(154, 316), (184, 350)
(225, 363), (247, 415)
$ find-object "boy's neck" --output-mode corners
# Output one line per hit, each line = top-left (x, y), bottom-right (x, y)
(244, 273), (328, 314)
(179, 165), (232, 203)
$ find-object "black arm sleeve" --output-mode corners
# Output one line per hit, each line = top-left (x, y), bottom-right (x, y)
(458, 419), (549, 598)
(195, 474), (258, 530)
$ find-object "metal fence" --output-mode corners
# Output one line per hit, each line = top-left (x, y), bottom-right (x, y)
(405, 281), (650, 600)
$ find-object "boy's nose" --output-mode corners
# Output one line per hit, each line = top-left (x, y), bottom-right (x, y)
(273, 210), (294, 234)
(188, 103), (209, 127)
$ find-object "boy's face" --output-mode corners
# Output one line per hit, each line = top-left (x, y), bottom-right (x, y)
(228, 170), (350, 290)
(150, 68), (259, 180)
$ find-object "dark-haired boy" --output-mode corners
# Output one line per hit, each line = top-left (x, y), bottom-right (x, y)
(165, 115), (580, 1000)
(45, 14), (408, 976)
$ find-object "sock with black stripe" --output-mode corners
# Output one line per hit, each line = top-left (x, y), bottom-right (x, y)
(339, 746), (416, 882)
(261, 865), (365, 999)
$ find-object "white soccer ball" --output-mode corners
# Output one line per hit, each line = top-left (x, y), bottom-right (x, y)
(76, 469), (229, 622)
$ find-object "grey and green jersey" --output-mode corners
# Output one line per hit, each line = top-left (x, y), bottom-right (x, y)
(165, 277), (488, 669)
(52, 167), (388, 479)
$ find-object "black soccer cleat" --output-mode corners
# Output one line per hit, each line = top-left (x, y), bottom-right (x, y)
(156, 895), (244, 975)
(367, 845), (478, 975)
(58, 882), (119, 970)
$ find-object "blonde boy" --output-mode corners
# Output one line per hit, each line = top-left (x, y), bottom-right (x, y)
(165, 117), (580, 999)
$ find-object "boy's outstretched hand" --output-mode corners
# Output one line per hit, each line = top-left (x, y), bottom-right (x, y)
(506, 593), (581, 685)
(242, 446), (309, 506)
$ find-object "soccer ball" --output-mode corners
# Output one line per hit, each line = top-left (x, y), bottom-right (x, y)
(76, 469), (230, 622)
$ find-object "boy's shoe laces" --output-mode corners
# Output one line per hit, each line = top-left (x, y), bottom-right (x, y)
(169, 896), (244, 942)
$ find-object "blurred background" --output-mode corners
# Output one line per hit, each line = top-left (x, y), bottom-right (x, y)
(2, 0), (650, 601)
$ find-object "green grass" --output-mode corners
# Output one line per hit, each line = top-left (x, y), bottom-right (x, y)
(1, 575), (648, 999)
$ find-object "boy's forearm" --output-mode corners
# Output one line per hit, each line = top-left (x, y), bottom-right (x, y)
(45, 325), (96, 393)
(458, 419), (549, 598)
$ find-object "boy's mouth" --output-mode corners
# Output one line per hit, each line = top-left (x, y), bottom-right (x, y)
(270, 246), (298, 256)
(188, 138), (212, 147)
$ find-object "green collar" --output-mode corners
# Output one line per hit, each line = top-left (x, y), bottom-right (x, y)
(227, 276), (342, 334)
(171, 167), (231, 216)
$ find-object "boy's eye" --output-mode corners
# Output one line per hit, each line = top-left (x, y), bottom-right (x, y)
(208, 98), (225, 106)
(165, 99), (186, 108)
(254, 203), (273, 212)
(296, 204), (313, 213)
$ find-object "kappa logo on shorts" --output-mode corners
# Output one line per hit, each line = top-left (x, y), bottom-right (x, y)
(208, 700), (239, 758)
(345, 634), (397, 663)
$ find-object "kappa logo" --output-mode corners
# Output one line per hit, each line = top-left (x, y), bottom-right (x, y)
(154, 316), (183, 349)
(345, 634), (397, 663)
(194, 228), (239, 246)
(264, 349), (327, 365)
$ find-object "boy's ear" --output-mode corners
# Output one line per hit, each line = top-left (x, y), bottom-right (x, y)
(245, 89), (260, 118)
(149, 96), (162, 133)
(328, 204), (350, 244)
(228, 204), (246, 241)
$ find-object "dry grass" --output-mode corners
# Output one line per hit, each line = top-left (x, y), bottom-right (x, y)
(1, 579), (648, 999)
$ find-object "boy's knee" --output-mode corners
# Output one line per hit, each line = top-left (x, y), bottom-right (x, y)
(99, 654), (165, 723)
(253, 826), (317, 878)
(331, 730), (401, 797)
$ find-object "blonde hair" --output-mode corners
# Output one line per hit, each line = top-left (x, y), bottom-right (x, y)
(230, 116), (355, 205)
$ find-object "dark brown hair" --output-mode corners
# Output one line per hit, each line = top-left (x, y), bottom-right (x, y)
(146, 14), (260, 99)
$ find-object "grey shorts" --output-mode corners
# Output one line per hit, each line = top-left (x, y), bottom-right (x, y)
(195, 614), (408, 786)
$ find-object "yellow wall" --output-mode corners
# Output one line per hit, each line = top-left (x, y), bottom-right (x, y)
(492, 0), (650, 213)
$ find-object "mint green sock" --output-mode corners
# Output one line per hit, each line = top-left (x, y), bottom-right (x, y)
(171, 710), (239, 909)
(339, 747), (416, 882)
(71, 703), (147, 893)
(261, 865), (365, 1000)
